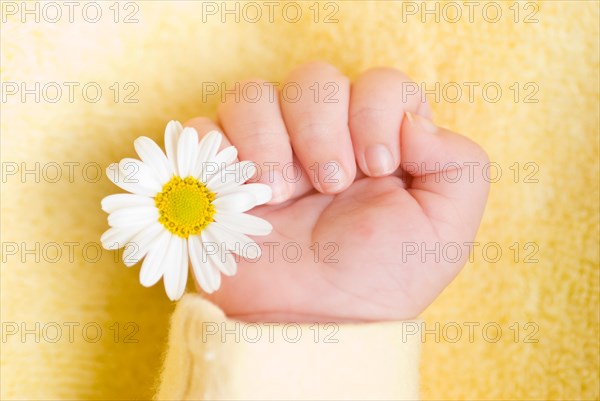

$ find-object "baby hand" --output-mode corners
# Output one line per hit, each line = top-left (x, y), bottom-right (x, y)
(186, 62), (490, 322)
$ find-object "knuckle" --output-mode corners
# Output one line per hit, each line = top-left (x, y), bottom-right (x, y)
(349, 106), (391, 135)
(239, 124), (290, 153)
(292, 120), (341, 146)
(349, 105), (389, 122)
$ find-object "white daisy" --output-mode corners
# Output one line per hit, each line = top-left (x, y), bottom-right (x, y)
(100, 121), (273, 300)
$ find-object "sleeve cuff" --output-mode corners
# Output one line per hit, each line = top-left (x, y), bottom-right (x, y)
(156, 294), (421, 401)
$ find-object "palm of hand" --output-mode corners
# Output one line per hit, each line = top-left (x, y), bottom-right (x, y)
(207, 173), (474, 323)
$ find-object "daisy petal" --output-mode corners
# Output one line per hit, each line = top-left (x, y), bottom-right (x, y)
(134, 136), (173, 183)
(108, 206), (158, 227)
(188, 235), (221, 293)
(164, 120), (184, 175)
(163, 235), (188, 301)
(101, 193), (154, 213)
(119, 158), (162, 193)
(217, 183), (273, 206)
(214, 146), (238, 167)
(122, 222), (164, 267)
(212, 192), (256, 213)
(202, 145), (237, 180)
(204, 223), (261, 260)
(106, 163), (157, 197)
(139, 230), (171, 287)
(206, 253), (225, 287)
(207, 161), (257, 192)
(195, 131), (222, 179)
(101, 225), (146, 250)
(200, 146), (238, 183)
(214, 212), (273, 236)
(201, 229), (238, 276)
(177, 127), (199, 178)
(209, 252), (236, 277)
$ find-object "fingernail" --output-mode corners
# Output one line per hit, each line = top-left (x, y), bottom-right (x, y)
(405, 111), (437, 134)
(364, 144), (395, 176)
(317, 160), (347, 193)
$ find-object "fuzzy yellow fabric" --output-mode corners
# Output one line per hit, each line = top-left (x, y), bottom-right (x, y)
(1, 1), (598, 400)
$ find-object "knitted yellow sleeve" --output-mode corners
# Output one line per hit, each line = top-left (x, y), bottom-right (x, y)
(156, 294), (421, 400)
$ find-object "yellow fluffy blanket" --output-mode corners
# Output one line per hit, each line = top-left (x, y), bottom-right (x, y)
(1, 1), (598, 399)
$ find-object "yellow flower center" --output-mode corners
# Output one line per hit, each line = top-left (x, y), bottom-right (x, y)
(155, 176), (216, 238)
